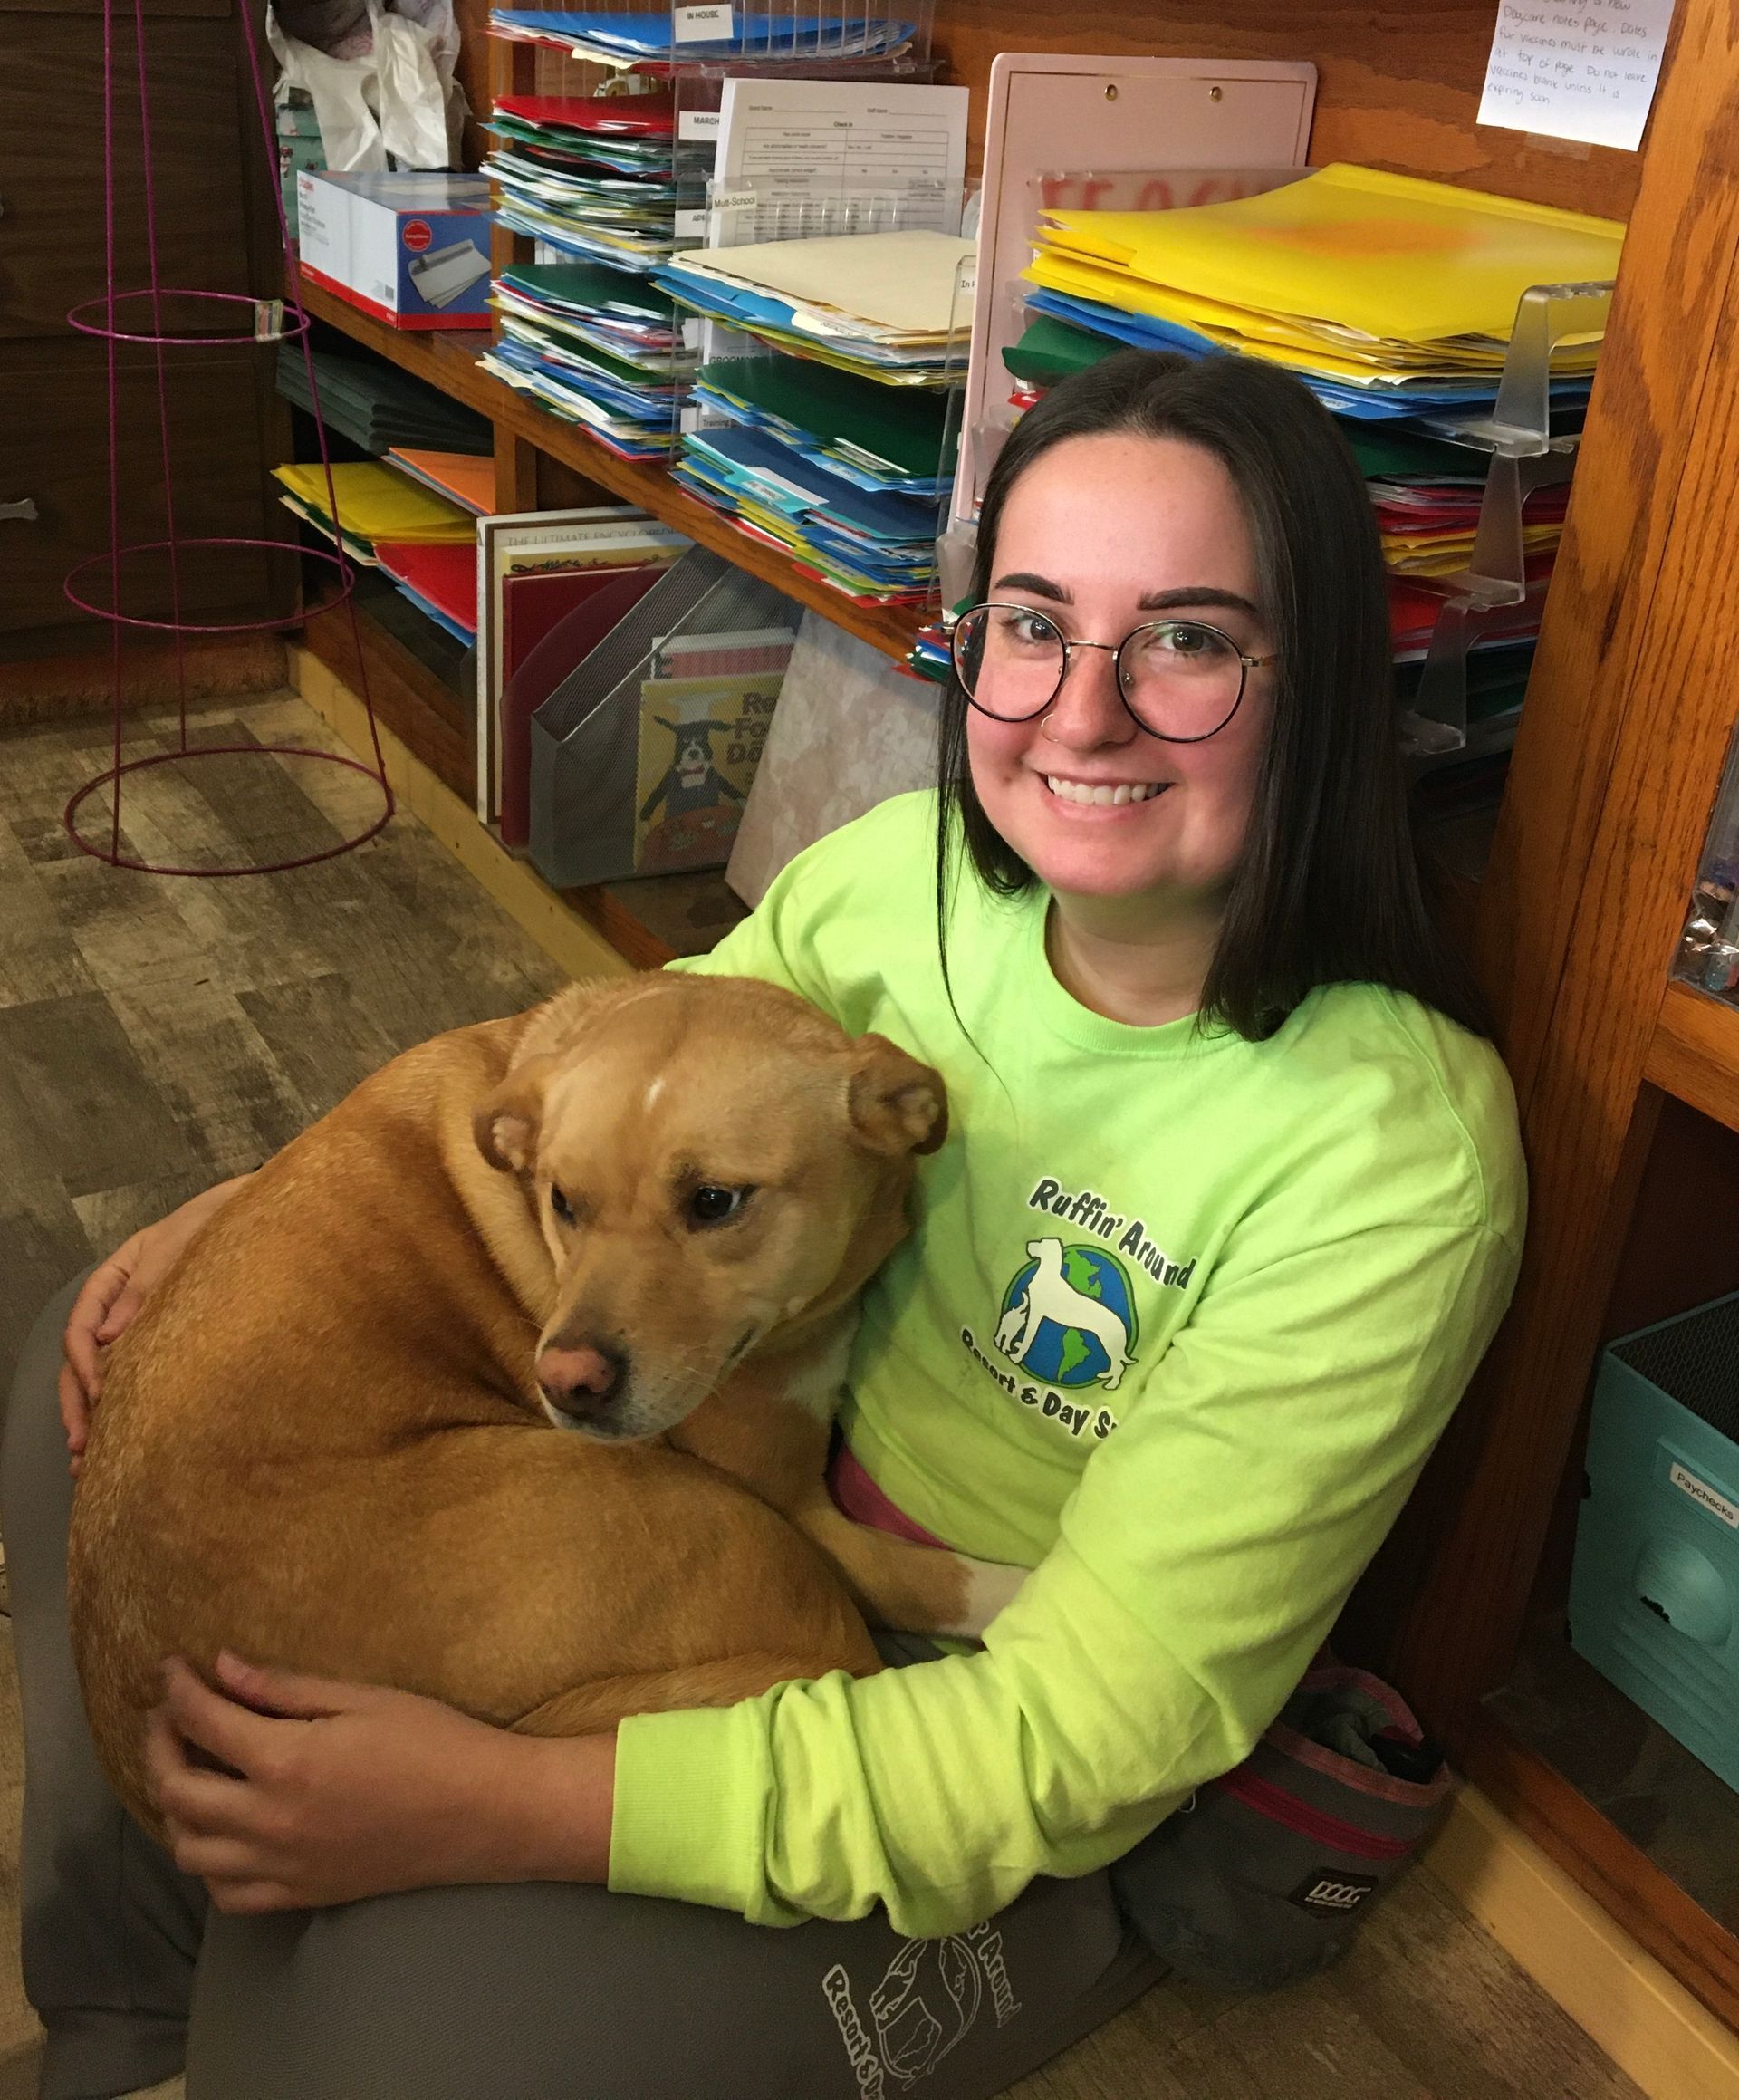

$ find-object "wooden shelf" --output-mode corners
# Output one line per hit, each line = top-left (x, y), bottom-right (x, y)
(1643, 978), (1739, 1133)
(293, 277), (925, 667)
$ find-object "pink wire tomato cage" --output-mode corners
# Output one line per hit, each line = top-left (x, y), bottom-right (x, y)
(64, 0), (395, 877)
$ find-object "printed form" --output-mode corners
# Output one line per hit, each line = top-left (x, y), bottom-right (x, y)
(713, 79), (970, 236)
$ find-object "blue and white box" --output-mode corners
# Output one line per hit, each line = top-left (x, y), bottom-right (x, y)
(297, 170), (494, 329)
(1570, 1293), (1739, 1790)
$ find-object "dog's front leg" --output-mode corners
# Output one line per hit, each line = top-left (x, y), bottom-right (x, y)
(790, 1498), (1027, 1642)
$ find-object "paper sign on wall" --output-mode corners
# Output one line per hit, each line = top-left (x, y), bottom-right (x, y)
(1477, 0), (1676, 152)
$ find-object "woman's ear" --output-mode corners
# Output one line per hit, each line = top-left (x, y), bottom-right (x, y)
(847, 1036), (949, 1157)
(474, 1055), (559, 1175)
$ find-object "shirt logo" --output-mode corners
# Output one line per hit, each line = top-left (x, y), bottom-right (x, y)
(994, 1238), (1139, 1392)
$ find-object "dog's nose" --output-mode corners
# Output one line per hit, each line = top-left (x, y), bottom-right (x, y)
(536, 1344), (620, 1418)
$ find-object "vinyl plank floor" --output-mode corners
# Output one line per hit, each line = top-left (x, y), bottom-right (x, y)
(0, 691), (1648, 2100)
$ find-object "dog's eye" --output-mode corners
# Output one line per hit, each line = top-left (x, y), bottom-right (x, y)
(550, 1186), (575, 1226)
(687, 1184), (751, 1228)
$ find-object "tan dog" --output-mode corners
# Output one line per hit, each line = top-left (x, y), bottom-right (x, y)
(70, 974), (1015, 1841)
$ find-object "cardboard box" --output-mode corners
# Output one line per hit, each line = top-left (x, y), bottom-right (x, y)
(296, 170), (494, 330)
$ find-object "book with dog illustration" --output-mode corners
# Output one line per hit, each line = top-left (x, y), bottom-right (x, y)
(632, 660), (789, 874)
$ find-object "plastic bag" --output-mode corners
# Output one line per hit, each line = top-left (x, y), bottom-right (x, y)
(269, 0), (466, 174)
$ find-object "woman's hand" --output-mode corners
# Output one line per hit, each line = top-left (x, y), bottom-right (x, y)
(146, 1653), (616, 1913)
(59, 1174), (252, 1477)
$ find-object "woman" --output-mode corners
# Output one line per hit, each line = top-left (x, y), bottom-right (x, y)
(5, 349), (1523, 2100)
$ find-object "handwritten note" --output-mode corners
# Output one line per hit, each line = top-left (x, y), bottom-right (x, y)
(1478, 0), (1675, 151)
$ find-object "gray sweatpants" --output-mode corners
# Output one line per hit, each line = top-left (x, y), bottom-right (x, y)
(4, 1276), (1164, 2100)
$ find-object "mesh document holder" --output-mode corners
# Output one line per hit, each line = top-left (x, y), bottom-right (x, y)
(527, 545), (800, 887)
(1570, 1294), (1739, 1790)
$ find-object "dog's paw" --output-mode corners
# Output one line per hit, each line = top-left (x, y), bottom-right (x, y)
(938, 1556), (1029, 1641)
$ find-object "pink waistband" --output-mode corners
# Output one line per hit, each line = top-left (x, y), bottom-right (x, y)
(826, 1441), (946, 1548)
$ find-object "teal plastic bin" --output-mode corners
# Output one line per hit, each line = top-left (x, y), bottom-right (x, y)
(1570, 1294), (1739, 1790)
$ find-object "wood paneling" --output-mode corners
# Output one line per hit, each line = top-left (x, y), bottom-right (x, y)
(925, 0), (1643, 219)
(0, 342), (282, 639)
(0, 12), (252, 338)
(300, 588), (474, 798)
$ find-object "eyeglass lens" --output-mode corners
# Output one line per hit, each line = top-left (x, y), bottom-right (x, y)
(953, 604), (1249, 741)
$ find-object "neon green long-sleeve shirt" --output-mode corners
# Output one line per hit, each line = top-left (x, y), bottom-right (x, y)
(606, 791), (1524, 1937)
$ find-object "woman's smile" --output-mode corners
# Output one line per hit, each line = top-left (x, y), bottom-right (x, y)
(1037, 773), (1173, 810)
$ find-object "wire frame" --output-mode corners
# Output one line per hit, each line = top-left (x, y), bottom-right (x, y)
(62, 0), (395, 878)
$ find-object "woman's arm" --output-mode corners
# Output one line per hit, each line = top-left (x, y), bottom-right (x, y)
(606, 1215), (1521, 1938)
(147, 1652), (616, 1913)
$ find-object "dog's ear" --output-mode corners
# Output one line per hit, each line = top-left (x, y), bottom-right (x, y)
(474, 1055), (558, 1176)
(847, 1036), (948, 1158)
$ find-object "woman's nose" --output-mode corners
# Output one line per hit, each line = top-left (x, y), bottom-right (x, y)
(1042, 643), (1139, 749)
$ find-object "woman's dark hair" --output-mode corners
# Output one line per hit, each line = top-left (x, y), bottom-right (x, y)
(937, 349), (1488, 1040)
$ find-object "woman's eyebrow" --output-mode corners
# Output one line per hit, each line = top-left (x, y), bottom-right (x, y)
(992, 572), (1071, 602)
(1137, 586), (1263, 618)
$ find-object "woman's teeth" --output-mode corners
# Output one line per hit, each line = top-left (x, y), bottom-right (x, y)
(1044, 776), (1166, 807)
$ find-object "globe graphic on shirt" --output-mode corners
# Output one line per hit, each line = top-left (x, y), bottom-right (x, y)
(994, 1243), (1139, 1388)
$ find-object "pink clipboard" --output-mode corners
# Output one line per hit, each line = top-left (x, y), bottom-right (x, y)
(952, 53), (1320, 538)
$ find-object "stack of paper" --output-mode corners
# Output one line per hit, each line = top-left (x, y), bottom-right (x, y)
(487, 9), (918, 65)
(999, 169), (1631, 756)
(676, 355), (947, 602)
(657, 229), (972, 386)
(275, 346), (493, 454)
(385, 450), (497, 516)
(1020, 166), (1622, 424)
(1350, 429), (1571, 578)
(1004, 319), (1571, 580)
(273, 462), (476, 567)
(481, 260), (695, 459)
(484, 93), (685, 272)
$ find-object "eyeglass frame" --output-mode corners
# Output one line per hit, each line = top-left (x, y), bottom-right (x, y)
(950, 600), (1281, 745)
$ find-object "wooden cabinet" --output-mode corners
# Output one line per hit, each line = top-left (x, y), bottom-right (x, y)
(1364, 0), (1739, 2029)
(0, 0), (284, 660)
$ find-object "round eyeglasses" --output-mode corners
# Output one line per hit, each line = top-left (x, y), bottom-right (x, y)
(951, 602), (1278, 744)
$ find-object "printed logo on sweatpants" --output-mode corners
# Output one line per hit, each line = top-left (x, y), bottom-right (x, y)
(821, 1923), (1021, 2093)
(1288, 1869), (1379, 1915)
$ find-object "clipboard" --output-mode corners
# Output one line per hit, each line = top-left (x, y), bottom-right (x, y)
(952, 53), (1319, 535)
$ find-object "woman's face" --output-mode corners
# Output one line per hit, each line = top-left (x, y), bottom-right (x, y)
(965, 431), (1275, 909)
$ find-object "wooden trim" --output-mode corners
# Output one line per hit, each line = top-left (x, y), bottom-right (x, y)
(0, 632), (285, 723)
(293, 277), (924, 665)
(1428, 1777), (1739, 2098)
(1644, 980), (1739, 1134)
(1449, 1708), (1739, 2037)
(1387, 0), (1739, 1723)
